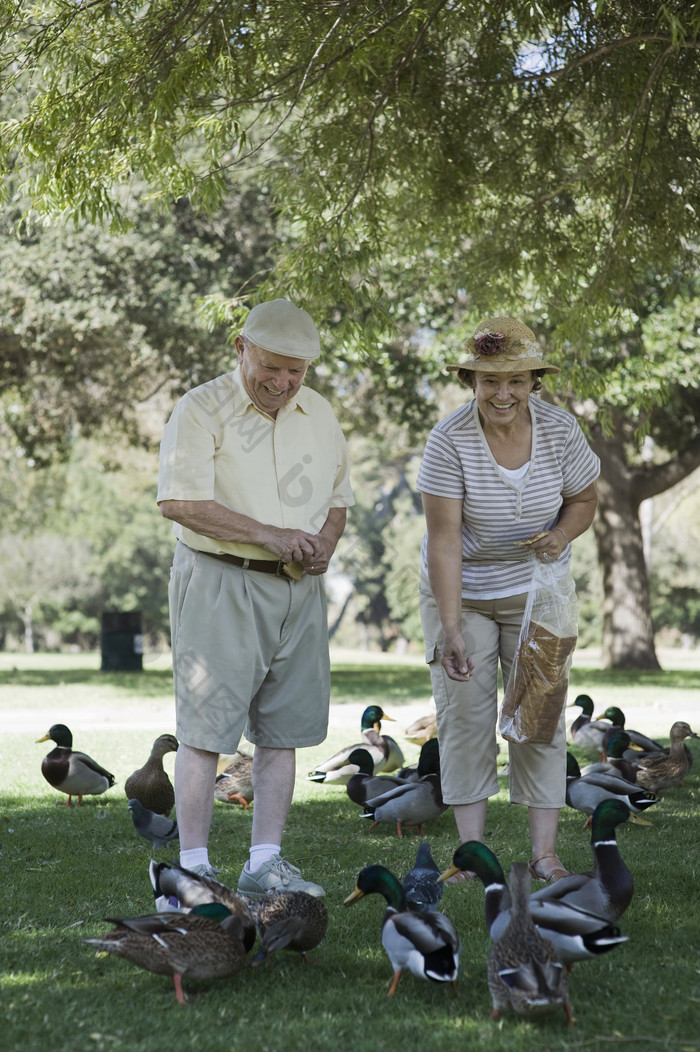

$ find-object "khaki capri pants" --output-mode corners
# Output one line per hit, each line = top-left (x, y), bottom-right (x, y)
(419, 578), (567, 809)
(169, 542), (331, 754)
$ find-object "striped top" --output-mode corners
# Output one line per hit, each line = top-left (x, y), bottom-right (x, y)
(416, 396), (600, 598)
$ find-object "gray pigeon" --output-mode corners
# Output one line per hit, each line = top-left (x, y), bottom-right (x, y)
(128, 798), (179, 850)
(402, 842), (444, 911)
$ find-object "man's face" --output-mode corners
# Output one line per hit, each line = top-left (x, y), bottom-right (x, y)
(236, 337), (310, 416)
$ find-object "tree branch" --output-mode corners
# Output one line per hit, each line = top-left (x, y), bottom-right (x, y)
(631, 432), (700, 504)
(518, 33), (700, 84)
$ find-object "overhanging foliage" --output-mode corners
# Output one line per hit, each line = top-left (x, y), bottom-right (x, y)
(1, 2), (699, 373)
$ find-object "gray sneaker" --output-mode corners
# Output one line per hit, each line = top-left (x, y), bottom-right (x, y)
(189, 863), (220, 878)
(237, 854), (325, 898)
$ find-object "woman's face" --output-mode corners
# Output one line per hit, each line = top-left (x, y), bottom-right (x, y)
(473, 370), (535, 427)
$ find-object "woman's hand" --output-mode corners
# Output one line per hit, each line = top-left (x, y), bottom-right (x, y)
(532, 526), (568, 563)
(440, 627), (476, 682)
(517, 527), (568, 563)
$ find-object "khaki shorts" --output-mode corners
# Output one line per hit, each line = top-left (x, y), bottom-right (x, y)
(169, 542), (330, 753)
(419, 577), (567, 809)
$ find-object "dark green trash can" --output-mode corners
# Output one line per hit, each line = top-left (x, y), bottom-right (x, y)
(101, 611), (143, 671)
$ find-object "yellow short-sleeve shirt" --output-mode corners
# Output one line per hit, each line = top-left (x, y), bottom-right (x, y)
(157, 367), (354, 560)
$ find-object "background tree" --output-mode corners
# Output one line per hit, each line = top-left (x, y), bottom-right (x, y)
(0, 532), (92, 652)
(565, 291), (700, 667)
(0, 426), (175, 650)
(52, 441), (175, 649)
(0, 421), (89, 649)
(2, 2), (700, 666)
(333, 430), (424, 651)
(2, 2), (699, 355)
(2, 412), (699, 657)
(650, 497), (700, 649)
(0, 179), (278, 462)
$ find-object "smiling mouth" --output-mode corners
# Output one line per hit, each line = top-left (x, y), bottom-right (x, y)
(492, 402), (514, 410)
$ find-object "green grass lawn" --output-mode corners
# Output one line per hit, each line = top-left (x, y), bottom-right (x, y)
(1, 649), (699, 1052)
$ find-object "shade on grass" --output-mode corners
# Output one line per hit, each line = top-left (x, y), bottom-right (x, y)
(1, 653), (698, 1052)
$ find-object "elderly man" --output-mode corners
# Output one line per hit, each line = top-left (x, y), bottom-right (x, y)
(157, 298), (354, 896)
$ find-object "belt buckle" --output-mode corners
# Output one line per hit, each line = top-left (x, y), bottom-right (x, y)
(275, 561), (286, 577)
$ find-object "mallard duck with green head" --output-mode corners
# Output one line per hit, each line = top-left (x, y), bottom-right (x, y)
(566, 752), (657, 825)
(344, 864), (460, 996)
(248, 890), (328, 965)
(581, 731), (640, 784)
(437, 808), (630, 969)
(307, 705), (403, 784)
(36, 723), (116, 806)
(84, 903), (248, 1004)
(345, 748), (409, 807)
(487, 862), (573, 1026)
(124, 733), (178, 815)
(360, 772), (446, 838)
(528, 799), (635, 924)
(597, 706), (665, 756)
(360, 738), (445, 837)
(568, 695), (615, 756)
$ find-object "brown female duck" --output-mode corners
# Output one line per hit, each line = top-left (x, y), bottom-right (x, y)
(84, 903), (248, 1003)
(487, 862), (573, 1026)
(633, 721), (698, 792)
(214, 749), (254, 807)
(248, 890), (328, 965)
(124, 733), (178, 815)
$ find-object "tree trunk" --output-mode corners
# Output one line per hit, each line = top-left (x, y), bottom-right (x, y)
(328, 591), (353, 641)
(586, 409), (700, 668)
(591, 434), (661, 670)
(22, 603), (35, 654)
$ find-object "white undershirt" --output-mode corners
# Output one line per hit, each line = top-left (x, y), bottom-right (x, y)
(498, 462), (531, 486)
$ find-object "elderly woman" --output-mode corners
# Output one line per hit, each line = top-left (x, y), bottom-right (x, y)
(417, 317), (600, 882)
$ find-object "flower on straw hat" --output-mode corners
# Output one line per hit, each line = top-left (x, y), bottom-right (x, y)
(473, 332), (506, 356)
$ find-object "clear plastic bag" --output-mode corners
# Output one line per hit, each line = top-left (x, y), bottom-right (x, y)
(499, 557), (579, 744)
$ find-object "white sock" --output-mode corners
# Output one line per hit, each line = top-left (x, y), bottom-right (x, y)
(246, 843), (281, 873)
(179, 848), (210, 870)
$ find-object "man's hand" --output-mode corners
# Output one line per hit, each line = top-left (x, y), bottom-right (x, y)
(260, 525), (319, 565)
(300, 533), (335, 575)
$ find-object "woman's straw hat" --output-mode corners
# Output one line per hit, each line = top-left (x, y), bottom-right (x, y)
(447, 317), (560, 375)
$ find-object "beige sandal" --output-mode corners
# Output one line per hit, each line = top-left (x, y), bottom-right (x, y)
(528, 853), (570, 883)
(445, 870), (473, 884)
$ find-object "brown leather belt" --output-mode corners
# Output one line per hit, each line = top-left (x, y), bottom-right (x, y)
(199, 549), (298, 579)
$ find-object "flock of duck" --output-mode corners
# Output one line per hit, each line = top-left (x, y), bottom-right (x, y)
(33, 696), (696, 1022)
(85, 860), (330, 1004)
